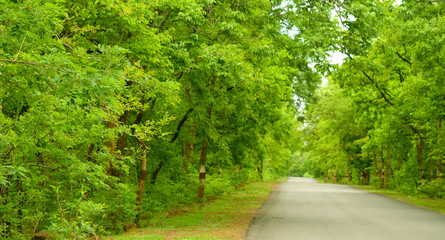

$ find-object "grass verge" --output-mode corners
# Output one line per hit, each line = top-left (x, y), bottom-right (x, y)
(354, 185), (445, 214)
(105, 181), (279, 240)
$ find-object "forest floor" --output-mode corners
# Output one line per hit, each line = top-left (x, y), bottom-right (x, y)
(105, 181), (280, 240)
(353, 185), (445, 214)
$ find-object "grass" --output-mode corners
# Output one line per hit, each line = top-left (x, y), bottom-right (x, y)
(105, 181), (278, 240)
(354, 185), (445, 214)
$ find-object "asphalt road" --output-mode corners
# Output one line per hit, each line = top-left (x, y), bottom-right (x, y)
(246, 177), (445, 240)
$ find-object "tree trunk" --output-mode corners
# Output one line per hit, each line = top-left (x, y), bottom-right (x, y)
(150, 161), (164, 185)
(416, 136), (425, 183)
(116, 110), (129, 155)
(136, 142), (147, 227)
(437, 120), (443, 178)
(198, 137), (209, 202)
(398, 156), (402, 171)
(182, 123), (196, 185)
(105, 120), (120, 177)
(259, 159), (264, 181)
(346, 156), (350, 185)
(1, 176), (11, 238)
(374, 151), (380, 187)
(325, 170), (329, 183)
(197, 76), (214, 202)
(333, 166), (338, 183)
(366, 170), (370, 185)
(384, 150), (390, 189)
(430, 154), (434, 181)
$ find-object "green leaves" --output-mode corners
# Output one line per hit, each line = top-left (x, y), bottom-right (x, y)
(0, 0), (325, 238)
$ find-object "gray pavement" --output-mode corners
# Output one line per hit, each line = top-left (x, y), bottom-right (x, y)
(246, 177), (445, 240)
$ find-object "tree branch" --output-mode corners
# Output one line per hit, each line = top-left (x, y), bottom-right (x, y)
(170, 108), (194, 143)
(395, 52), (412, 65)
(0, 59), (54, 70)
(157, 10), (172, 29)
(361, 71), (394, 106)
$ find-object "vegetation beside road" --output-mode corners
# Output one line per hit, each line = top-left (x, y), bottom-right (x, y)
(354, 185), (445, 215)
(106, 181), (277, 240)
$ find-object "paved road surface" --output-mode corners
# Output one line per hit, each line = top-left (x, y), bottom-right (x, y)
(246, 177), (445, 240)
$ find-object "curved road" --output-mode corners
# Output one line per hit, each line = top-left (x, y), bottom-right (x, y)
(246, 177), (445, 240)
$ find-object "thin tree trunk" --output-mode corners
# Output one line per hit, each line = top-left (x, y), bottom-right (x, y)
(258, 159), (264, 181)
(430, 154), (434, 181)
(182, 124), (196, 185)
(346, 156), (350, 185)
(198, 137), (209, 202)
(182, 81), (195, 184)
(325, 170), (329, 183)
(374, 151), (380, 187)
(333, 166), (338, 183)
(384, 149), (390, 189)
(116, 110), (129, 155)
(17, 178), (23, 232)
(105, 119), (122, 178)
(437, 151), (443, 179)
(398, 156), (402, 171)
(417, 136), (425, 183)
(136, 142), (147, 227)
(366, 171), (370, 185)
(197, 76), (215, 202)
(150, 161), (164, 185)
(438, 120), (443, 178)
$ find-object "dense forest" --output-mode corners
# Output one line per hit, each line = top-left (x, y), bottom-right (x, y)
(1, 0), (443, 239)
(0, 0), (327, 238)
(293, 1), (445, 197)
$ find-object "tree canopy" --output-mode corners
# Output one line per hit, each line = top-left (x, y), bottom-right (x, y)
(0, 0), (327, 238)
(301, 0), (445, 195)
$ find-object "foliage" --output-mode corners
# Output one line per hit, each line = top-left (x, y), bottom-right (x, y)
(300, 0), (445, 200)
(108, 181), (275, 240)
(0, 0), (321, 238)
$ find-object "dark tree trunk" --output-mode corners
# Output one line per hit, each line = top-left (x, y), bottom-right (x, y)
(416, 136), (425, 182)
(384, 150), (390, 189)
(437, 151), (443, 179)
(105, 120), (120, 177)
(198, 137), (209, 202)
(430, 154), (434, 181)
(346, 156), (350, 184)
(259, 159), (264, 181)
(136, 142), (147, 227)
(437, 120), (443, 178)
(398, 156), (402, 171)
(150, 161), (164, 185)
(116, 110), (129, 155)
(374, 151), (380, 188)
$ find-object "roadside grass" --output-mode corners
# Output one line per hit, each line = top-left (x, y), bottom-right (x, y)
(106, 181), (279, 240)
(354, 185), (445, 214)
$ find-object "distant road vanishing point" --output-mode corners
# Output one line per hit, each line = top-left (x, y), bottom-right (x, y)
(246, 177), (445, 240)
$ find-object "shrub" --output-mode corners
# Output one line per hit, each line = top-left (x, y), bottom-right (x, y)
(418, 179), (445, 198)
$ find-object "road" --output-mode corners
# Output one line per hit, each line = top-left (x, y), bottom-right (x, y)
(246, 177), (445, 240)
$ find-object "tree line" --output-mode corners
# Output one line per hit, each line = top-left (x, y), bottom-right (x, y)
(0, 0), (332, 238)
(297, 1), (445, 198)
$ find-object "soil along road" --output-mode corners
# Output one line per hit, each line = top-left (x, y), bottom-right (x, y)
(246, 177), (445, 240)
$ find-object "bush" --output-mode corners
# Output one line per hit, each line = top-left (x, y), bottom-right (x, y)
(303, 172), (313, 178)
(206, 175), (235, 197)
(418, 179), (445, 198)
